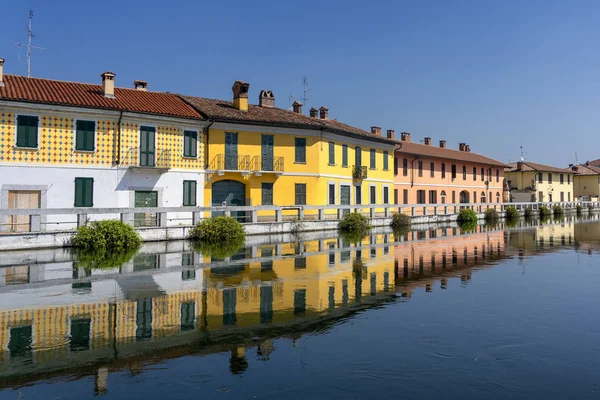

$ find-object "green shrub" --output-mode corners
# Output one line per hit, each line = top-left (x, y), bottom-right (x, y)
(576, 205), (583, 215)
(189, 216), (245, 243)
(524, 208), (535, 219)
(73, 247), (139, 270)
(340, 230), (368, 244)
(459, 220), (478, 233)
(539, 205), (551, 217)
(338, 212), (371, 234)
(191, 236), (245, 259)
(484, 208), (499, 222)
(71, 220), (141, 251)
(390, 213), (410, 229)
(505, 206), (520, 220)
(552, 205), (564, 216)
(457, 208), (478, 224)
(505, 217), (519, 228)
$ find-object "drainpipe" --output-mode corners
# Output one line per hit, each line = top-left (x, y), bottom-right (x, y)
(204, 120), (214, 169)
(115, 111), (124, 165)
(410, 156), (419, 188)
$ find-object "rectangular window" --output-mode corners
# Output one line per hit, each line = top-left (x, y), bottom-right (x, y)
(473, 167), (477, 181)
(342, 144), (348, 167)
(294, 289), (307, 316)
(403, 158), (408, 176)
(70, 318), (91, 352)
(394, 189), (398, 204)
(394, 157), (399, 175)
(538, 174), (543, 183)
(429, 190), (437, 204)
(183, 130), (198, 157)
(548, 173), (553, 184)
(355, 185), (362, 205)
(181, 301), (195, 331)
(74, 177), (94, 207)
(430, 162), (435, 178)
(370, 186), (376, 204)
(383, 151), (389, 170)
(496, 169), (500, 182)
(418, 161), (423, 177)
(370, 149), (376, 169)
(329, 184), (336, 205)
(383, 187), (389, 204)
(183, 180), (197, 206)
(75, 120), (96, 151)
(462, 166), (467, 180)
(328, 142), (335, 165)
(441, 163), (446, 179)
(560, 174), (564, 184)
(451, 164), (457, 180)
(16, 115), (39, 148)
(295, 183), (306, 205)
(295, 138), (306, 163)
(481, 168), (485, 181)
(417, 190), (426, 204)
(568, 174), (571, 184)
(403, 189), (408, 204)
(452, 191), (456, 203)
(560, 192), (564, 202)
(355, 146), (362, 166)
(568, 192), (571, 201)
(262, 183), (273, 205)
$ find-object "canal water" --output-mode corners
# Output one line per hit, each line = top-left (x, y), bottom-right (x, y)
(0, 216), (599, 399)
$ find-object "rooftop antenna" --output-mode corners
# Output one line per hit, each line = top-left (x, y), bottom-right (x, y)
(575, 152), (578, 165)
(289, 76), (313, 114)
(519, 146), (525, 162)
(14, 10), (46, 78)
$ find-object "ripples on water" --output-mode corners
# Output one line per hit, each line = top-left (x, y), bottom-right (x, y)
(0, 216), (599, 399)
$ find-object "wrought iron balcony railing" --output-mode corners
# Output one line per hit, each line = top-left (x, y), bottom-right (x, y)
(121, 147), (172, 170)
(251, 156), (284, 175)
(353, 165), (368, 180)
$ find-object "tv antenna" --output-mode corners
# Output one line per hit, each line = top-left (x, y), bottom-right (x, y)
(519, 146), (525, 162)
(289, 76), (313, 113)
(14, 10), (46, 78)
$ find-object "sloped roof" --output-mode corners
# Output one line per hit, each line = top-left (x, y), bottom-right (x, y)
(394, 140), (507, 167)
(571, 164), (600, 176)
(588, 158), (600, 167)
(505, 161), (574, 174)
(0, 74), (202, 119)
(179, 95), (396, 145)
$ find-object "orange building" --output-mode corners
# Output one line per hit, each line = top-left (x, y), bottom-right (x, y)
(391, 132), (507, 205)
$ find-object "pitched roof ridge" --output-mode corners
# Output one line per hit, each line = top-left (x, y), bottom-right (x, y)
(4, 74), (168, 94)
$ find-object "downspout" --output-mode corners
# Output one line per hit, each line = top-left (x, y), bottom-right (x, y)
(204, 120), (214, 169)
(116, 111), (123, 165)
(410, 156), (419, 188)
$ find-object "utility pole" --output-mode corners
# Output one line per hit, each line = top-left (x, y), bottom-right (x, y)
(14, 10), (46, 78)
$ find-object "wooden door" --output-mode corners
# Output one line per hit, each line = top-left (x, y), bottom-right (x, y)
(8, 190), (40, 232)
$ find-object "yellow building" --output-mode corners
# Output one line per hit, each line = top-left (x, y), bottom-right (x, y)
(181, 81), (397, 218)
(505, 161), (576, 203)
(571, 163), (600, 201)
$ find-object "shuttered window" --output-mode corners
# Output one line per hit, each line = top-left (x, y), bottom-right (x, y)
(329, 184), (336, 205)
(383, 187), (389, 204)
(462, 166), (467, 180)
(403, 158), (408, 176)
(370, 186), (376, 204)
(383, 151), (389, 170)
(262, 183), (273, 205)
(328, 142), (335, 165)
(295, 138), (306, 163)
(183, 130), (198, 158)
(74, 178), (94, 207)
(442, 163), (446, 178)
(75, 120), (96, 151)
(295, 183), (306, 205)
(451, 164), (457, 179)
(16, 115), (39, 148)
(342, 145), (348, 167)
(430, 162), (435, 178)
(183, 180), (197, 206)
(418, 161), (423, 177)
(370, 149), (376, 169)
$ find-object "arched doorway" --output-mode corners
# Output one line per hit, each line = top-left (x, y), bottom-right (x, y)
(212, 180), (246, 221)
(459, 190), (470, 204)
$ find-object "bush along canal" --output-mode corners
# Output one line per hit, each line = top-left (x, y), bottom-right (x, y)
(1, 215), (600, 398)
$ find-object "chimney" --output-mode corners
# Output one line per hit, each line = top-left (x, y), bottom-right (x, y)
(319, 106), (329, 120)
(309, 107), (318, 118)
(517, 161), (523, 170)
(292, 101), (303, 114)
(465, 144), (471, 152)
(569, 163), (573, 168)
(133, 80), (148, 91)
(259, 90), (275, 108)
(400, 132), (411, 142)
(386, 129), (394, 139)
(232, 80), (250, 111)
(101, 71), (116, 98)
(371, 126), (382, 136)
(439, 140), (446, 148)
(0, 58), (4, 87)
(459, 143), (466, 151)
(424, 137), (432, 146)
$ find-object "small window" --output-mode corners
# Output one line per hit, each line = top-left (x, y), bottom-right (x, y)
(183, 180), (197, 206)
(328, 142), (335, 165)
(16, 115), (39, 149)
(496, 169), (500, 182)
(430, 162), (435, 178)
(568, 174), (571, 184)
(462, 166), (467, 180)
(370, 186), (376, 204)
(295, 138), (306, 163)
(418, 161), (423, 177)
(481, 168), (485, 181)
(74, 178), (94, 207)
(394, 157), (399, 175)
(473, 167), (477, 181)
(441, 163), (446, 179)
(383, 186), (389, 204)
(440, 190), (447, 204)
(328, 184), (336, 205)
(560, 174), (564, 184)
(183, 130), (198, 158)
(548, 173), (553, 184)
(342, 144), (348, 167)
(370, 149), (376, 169)
(538, 174), (543, 183)
(451, 164), (457, 180)
(355, 185), (362, 205)
(496, 192), (501, 203)
(417, 190), (426, 204)
(75, 120), (96, 151)
(383, 151), (389, 170)
(394, 189), (398, 204)
(295, 183), (306, 205)
(262, 183), (273, 205)
(403, 189), (408, 204)
(429, 190), (437, 204)
(403, 158), (408, 176)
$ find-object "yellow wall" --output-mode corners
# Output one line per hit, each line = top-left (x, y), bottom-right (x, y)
(574, 175), (600, 200)
(506, 170), (575, 202)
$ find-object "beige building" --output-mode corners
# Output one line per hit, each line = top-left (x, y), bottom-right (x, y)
(571, 163), (600, 201)
(505, 161), (576, 203)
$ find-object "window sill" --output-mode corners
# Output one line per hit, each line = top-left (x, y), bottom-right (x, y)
(328, 163), (336, 166)
(14, 146), (39, 151)
(294, 161), (307, 165)
(182, 156), (198, 160)
(74, 149), (96, 154)
(370, 168), (376, 170)
(342, 165), (348, 168)
(183, 204), (197, 207)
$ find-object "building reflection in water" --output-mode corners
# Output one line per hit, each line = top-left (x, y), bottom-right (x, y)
(0, 217), (599, 394)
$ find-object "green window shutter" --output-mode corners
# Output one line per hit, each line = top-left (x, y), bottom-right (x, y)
(17, 115), (38, 148)
(183, 130), (197, 157)
(295, 184), (306, 205)
(75, 121), (85, 150)
(75, 121), (95, 151)
(370, 149), (376, 169)
(328, 142), (335, 164)
(383, 151), (389, 170)
(183, 180), (197, 206)
(295, 138), (306, 163)
(262, 183), (273, 205)
(75, 178), (93, 207)
(342, 145), (348, 167)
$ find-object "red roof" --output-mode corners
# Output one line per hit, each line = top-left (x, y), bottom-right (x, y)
(0, 74), (202, 120)
(395, 140), (507, 167)
(505, 161), (574, 174)
(571, 164), (600, 176)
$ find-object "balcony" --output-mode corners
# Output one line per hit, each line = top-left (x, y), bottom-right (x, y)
(208, 154), (284, 176)
(251, 156), (284, 176)
(121, 147), (172, 171)
(353, 165), (368, 180)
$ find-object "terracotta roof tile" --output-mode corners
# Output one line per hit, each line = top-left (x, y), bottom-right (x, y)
(179, 95), (396, 144)
(505, 161), (574, 174)
(588, 158), (600, 167)
(571, 164), (600, 176)
(0, 74), (202, 119)
(394, 140), (507, 167)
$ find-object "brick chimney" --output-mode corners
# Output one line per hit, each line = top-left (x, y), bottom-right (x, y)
(371, 126), (382, 136)
(259, 90), (275, 108)
(0, 58), (4, 87)
(439, 140), (446, 148)
(101, 71), (116, 98)
(133, 80), (148, 91)
(292, 101), (303, 114)
(465, 144), (471, 152)
(459, 143), (466, 151)
(424, 137), (432, 145)
(319, 106), (329, 120)
(232, 80), (250, 111)
(386, 129), (394, 139)
(400, 132), (411, 142)
(309, 107), (318, 118)
(517, 161), (523, 170)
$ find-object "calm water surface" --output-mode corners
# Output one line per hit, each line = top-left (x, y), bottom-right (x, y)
(1, 217), (600, 399)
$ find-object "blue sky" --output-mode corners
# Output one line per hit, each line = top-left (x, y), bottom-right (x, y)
(1, 0), (599, 166)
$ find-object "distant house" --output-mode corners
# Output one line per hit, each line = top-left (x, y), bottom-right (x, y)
(505, 161), (576, 203)
(571, 163), (600, 201)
